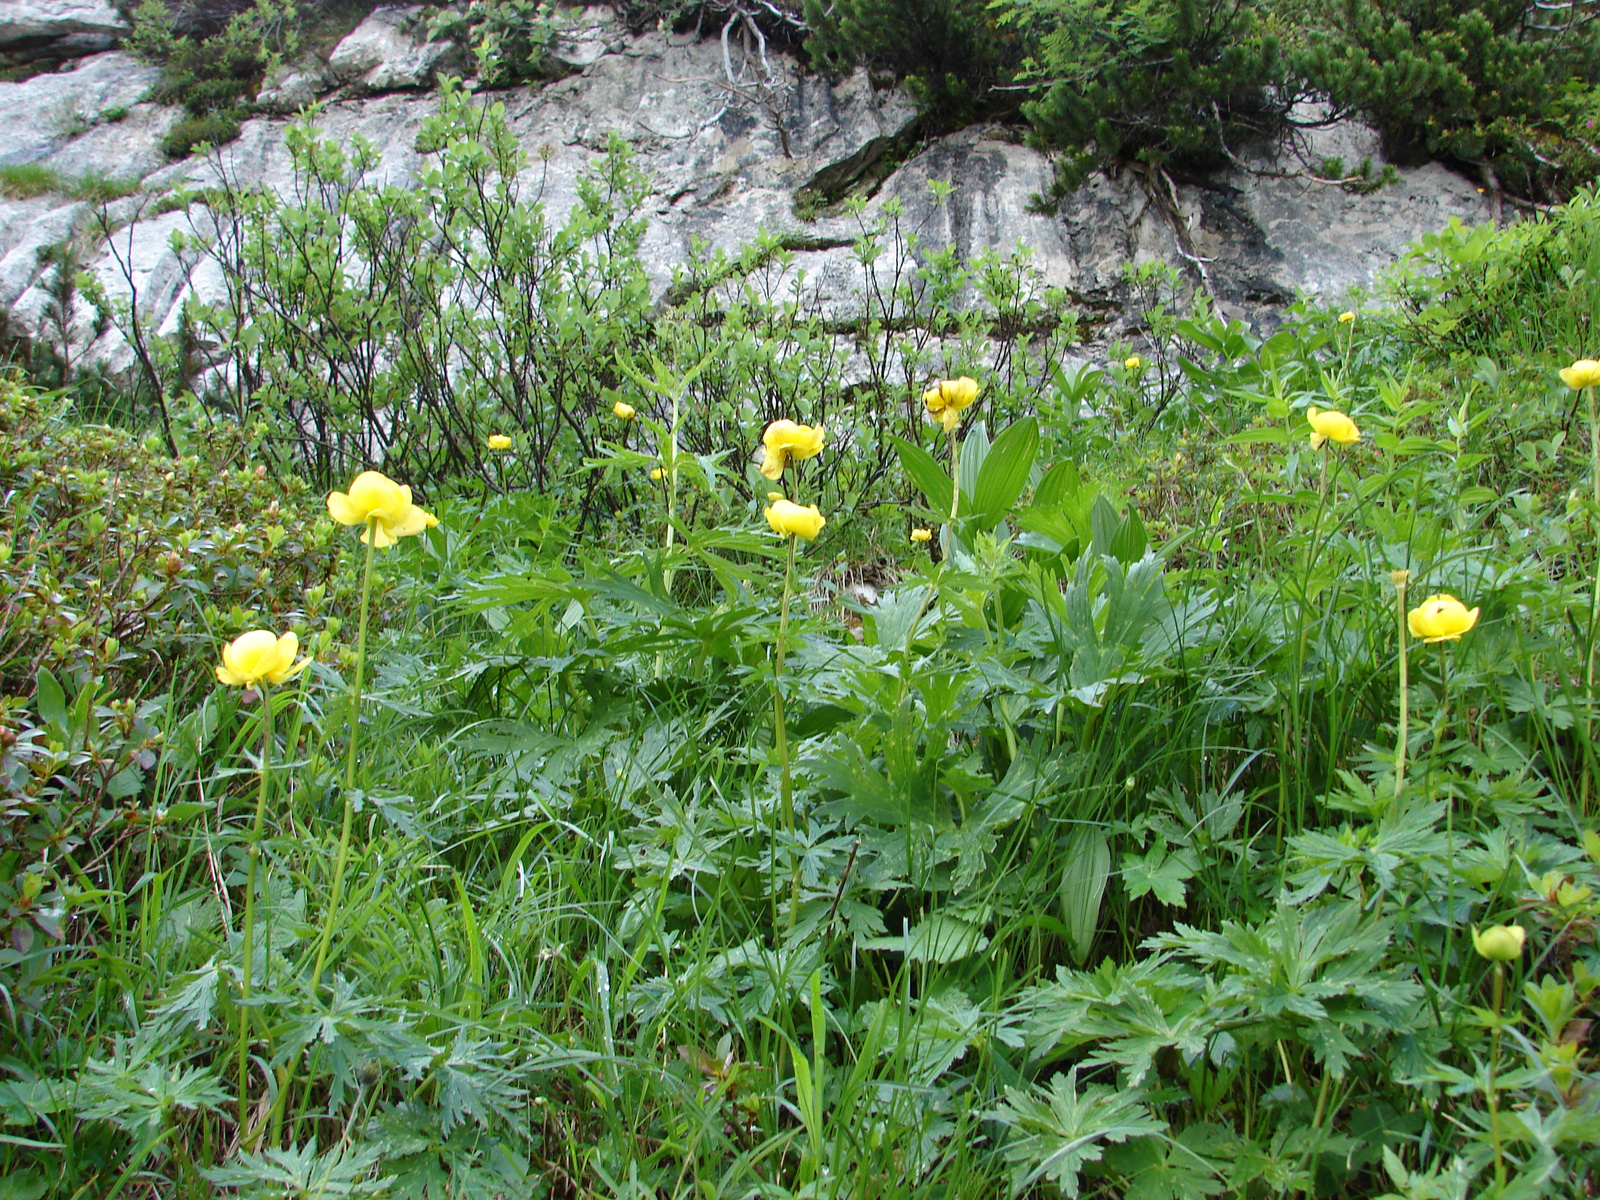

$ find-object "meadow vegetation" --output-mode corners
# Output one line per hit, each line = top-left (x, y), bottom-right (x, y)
(4, 91), (1600, 1200)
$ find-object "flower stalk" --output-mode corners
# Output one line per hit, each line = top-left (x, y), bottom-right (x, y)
(310, 526), (377, 996)
(1393, 570), (1409, 800)
(237, 680), (272, 1136)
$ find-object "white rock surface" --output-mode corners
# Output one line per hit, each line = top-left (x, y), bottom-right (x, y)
(328, 6), (459, 92)
(0, 0), (126, 49)
(0, 53), (163, 168)
(0, 20), (1499, 379)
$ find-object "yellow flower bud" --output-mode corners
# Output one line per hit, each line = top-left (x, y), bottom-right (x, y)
(758, 420), (825, 481)
(613, 401), (637, 420)
(1306, 406), (1361, 449)
(1124, 355), (1141, 369)
(487, 434), (512, 450)
(1338, 311), (1355, 324)
(326, 471), (436, 547)
(764, 499), (826, 540)
(911, 528), (933, 543)
(216, 630), (312, 688)
(1471, 924), (1526, 962)
(1559, 359), (1600, 390)
(1407, 594), (1479, 643)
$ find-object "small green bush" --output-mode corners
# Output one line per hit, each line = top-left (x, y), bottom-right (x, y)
(161, 111), (245, 158)
(1001, 0), (1294, 171)
(0, 377), (352, 953)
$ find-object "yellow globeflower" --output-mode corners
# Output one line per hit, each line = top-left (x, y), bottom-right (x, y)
(327, 470), (436, 547)
(1407, 594), (1479, 643)
(1472, 924), (1526, 962)
(1559, 359), (1600, 389)
(911, 528), (933, 543)
(765, 499), (826, 540)
(650, 467), (665, 481)
(759, 420), (826, 481)
(923, 377), (980, 433)
(613, 401), (637, 420)
(1124, 355), (1141, 369)
(217, 630), (311, 687)
(487, 434), (512, 450)
(1306, 406), (1361, 449)
(1338, 311), (1356, 324)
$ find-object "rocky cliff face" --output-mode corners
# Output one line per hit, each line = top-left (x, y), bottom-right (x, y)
(0, 4), (1495, 381)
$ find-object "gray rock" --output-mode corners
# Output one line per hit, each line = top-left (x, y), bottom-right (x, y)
(0, 1), (127, 51)
(0, 53), (162, 168)
(256, 61), (335, 115)
(0, 27), (1499, 380)
(547, 6), (628, 71)
(328, 6), (461, 93)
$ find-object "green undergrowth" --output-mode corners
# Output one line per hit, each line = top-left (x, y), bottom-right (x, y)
(4, 147), (1600, 1200)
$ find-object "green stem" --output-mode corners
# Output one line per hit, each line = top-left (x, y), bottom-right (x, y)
(1488, 961), (1506, 1189)
(948, 426), (959, 523)
(775, 535), (798, 929)
(1394, 573), (1409, 801)
(237, 681), (273, 1137)
(1585, 386), (1598, 814)
(310, 527), (378, 995)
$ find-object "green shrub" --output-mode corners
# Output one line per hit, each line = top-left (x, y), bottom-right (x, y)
(160, 110), (245, 158)
(0, 377), (352, 955)
(1300, 0), (1600, 194)
(801, 0), (1019, 126)
(1000, 0), (1295, 172)
(426, 0), (554, 86)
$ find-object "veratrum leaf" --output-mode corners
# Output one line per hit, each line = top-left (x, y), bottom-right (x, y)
(1059, 828), (1110, 964)
(891, 435), (954, 514)
(971, 416), (1039, 529)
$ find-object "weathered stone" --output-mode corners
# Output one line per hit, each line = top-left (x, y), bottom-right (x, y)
(256, 61), (335, 115)
(0, 1), (126, 51)
(0, 22), (1500, 379)
(0, 53), (162, 168)
(547, 6), (628, 70)
(328, 6), (461, 93)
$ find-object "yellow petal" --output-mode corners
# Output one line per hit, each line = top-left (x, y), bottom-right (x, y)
(759, 448), (786, 481)
(326, 490), (364, 526)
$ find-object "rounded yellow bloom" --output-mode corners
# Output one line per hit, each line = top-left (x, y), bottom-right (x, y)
(911, 528), (933, 543)
(327, 471), (436, 548)
(1338, 311), (1356, 324)
(1124, 355), (1141, 369)
(759, 420), (826, 481)
(1306, 406), (1361, 449)
(767, 491), (785, 502)
(650, 467), (665, 481)
(487, 434), (512, 450)
(613, 401), (637, 420)
(923, 377), (980, 434)
(1407, 594), (1479, 643)
(1472, 924), (1526, 962)
(1559, 359), (1600, 390)
(216, 630), (311, 687)
(765, 499), (826, 540)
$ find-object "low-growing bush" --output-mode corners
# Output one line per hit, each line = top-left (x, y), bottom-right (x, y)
(0, 377), (352, 958)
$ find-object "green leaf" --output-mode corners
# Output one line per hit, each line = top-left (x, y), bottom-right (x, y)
(1059, 827), (1111, 964)
(1121, 846), (1192, 907)
(34, 668), (67, 737)
(971, 416), (1039, 528)
(891, 435), (954, 514)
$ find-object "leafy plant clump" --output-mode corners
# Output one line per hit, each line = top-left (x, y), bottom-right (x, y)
(125, 0), (302, 157)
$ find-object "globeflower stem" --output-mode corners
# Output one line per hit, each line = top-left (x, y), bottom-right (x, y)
(237, 681), (272, 1137)
(1488, 961), (1507, 1189)
(310, 524), (378, 996)
(948, 428), (959, 523)
(774, 534), (799, 930)
(1586, 386), (1598, 813)
(1394, 574), (1409, 800)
